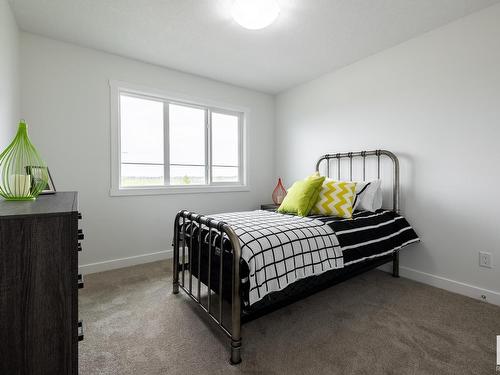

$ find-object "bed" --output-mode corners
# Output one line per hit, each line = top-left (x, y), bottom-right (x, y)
(172, 150), (419, 364)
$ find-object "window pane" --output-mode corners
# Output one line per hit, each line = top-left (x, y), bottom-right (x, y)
(121, 164), (164, 187)
(212, 166), (239, 183)
(120, 95), (164, 164)
(169, 104), (205, 165)
(212, 112), (239, 166)
(170, 165), (205, 185)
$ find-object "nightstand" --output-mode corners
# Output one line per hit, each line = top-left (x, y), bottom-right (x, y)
(260, 203), (279, 211)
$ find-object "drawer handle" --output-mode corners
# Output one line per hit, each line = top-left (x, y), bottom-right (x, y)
(78, 274), (84, 289)
(78, 243), (82, 252)
(78, 212), (82, 220)
(78, 320), (84, 341)
(78, 229), (84, 240)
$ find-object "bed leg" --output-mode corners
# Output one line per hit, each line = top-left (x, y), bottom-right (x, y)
(230, 338), (242, 365)
(225, 225), (242, 365)
(172, 244), (180, 294)
(173, 281), (179, 294)
(392, 250), (399, 278)
(173, 213), (181, 294)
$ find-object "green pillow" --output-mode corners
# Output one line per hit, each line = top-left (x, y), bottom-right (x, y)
(277, 175), (325, 217)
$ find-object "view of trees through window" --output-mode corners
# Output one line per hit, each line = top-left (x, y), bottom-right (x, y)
(119, 93), (242, 188)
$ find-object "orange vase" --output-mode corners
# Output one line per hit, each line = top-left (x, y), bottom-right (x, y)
(272, 178), (287, 205)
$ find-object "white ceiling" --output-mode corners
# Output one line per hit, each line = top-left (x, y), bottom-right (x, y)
(10, 0), (500, 93)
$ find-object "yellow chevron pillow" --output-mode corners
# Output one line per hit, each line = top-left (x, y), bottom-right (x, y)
(312, 179), (357, 218)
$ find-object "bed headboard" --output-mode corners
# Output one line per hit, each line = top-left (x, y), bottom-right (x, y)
(315, 150), (400, 213)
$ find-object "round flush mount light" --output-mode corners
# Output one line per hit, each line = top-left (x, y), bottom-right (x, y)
(232, 0), (280, 30)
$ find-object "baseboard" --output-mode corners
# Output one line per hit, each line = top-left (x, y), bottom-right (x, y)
(379, 264), (500, 306)
(80, 250), (500, 306)
(79, 249), (173, 274)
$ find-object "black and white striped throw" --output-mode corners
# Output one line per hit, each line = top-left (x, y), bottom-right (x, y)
(311, 209), (420, 266)
(211, 210), (342, 305)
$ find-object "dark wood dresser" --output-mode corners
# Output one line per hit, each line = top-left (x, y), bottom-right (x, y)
(0, 192), (83, 374)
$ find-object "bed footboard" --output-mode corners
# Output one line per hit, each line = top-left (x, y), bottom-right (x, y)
(172, 210), (242, 365)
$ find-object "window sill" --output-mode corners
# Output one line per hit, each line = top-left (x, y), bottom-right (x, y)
(110, 185), (250, 197)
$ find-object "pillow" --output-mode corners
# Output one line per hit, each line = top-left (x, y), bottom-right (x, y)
(277, 175), (325, 217)
(353, 180), (382, 212)
(312, 179), (357, 219)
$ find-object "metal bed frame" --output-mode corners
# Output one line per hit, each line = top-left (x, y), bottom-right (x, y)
(172, 149), (400, 365)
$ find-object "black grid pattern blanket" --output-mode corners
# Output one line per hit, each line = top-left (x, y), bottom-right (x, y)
(211, 210), (342, 305)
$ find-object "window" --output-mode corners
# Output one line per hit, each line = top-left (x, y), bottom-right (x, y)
(110, 81), (247, 195)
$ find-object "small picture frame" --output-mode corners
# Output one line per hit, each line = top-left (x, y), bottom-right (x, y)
(26, 166), (56, 195)
(40, 168), (56, 194)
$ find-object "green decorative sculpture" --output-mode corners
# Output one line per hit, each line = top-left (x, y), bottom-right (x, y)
(0, 120), (49, 200)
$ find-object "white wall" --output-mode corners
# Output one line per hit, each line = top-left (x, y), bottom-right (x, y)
(20, 33), (275, 273)
(0, 0), (19, 148)
(17, 4), (500, 303)
(276, 5), (500, 302)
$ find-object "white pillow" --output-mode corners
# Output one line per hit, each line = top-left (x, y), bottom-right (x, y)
(353, 180), (382, 212)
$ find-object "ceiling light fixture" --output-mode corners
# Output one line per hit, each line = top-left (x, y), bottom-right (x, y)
(232, 0), (280, 30)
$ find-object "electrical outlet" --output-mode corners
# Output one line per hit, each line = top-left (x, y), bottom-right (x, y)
(479, 251), (492, 268)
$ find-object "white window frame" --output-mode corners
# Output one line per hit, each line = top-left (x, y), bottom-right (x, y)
(110, 80), (249, 196)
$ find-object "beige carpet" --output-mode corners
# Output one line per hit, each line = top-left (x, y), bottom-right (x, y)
(79, 260), (500, 375)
